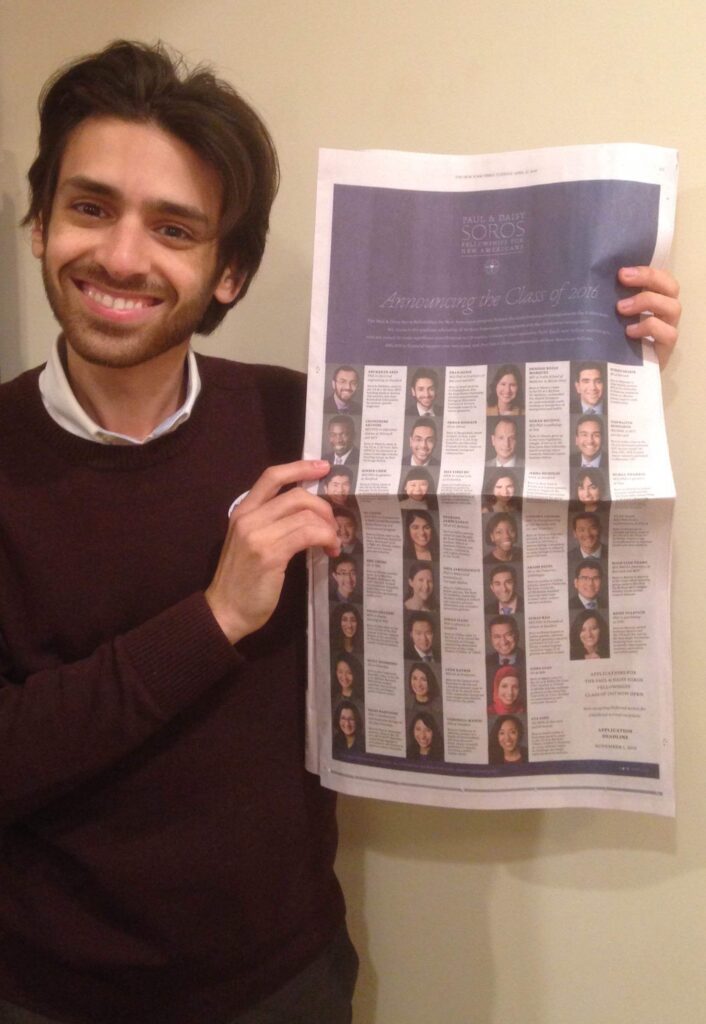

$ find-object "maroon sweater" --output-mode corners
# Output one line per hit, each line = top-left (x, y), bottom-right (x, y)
(0, 356), (344, 1024)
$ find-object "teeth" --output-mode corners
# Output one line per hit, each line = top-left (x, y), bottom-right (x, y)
(85, 285), (149, 310)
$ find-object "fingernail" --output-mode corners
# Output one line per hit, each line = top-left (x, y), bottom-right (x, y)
(617, 298), (634, 312)
(621, 267), (638, 278)
(313, 460), (330, 469)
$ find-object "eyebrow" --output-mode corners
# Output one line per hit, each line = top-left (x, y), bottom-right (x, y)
(60, 175), (212, 227)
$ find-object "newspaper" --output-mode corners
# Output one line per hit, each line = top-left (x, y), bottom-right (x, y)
(303, 144), (678, 815)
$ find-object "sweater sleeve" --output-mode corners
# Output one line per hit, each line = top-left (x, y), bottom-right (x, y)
(0, 593), (241, 824)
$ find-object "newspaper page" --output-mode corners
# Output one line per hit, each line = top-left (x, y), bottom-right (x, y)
(304, 144), (677, 815)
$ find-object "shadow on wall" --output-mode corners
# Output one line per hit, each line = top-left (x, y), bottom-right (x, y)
(0, 149), (23, 383)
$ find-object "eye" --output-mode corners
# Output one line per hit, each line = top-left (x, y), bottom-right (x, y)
(157, 224), (193, 242)
(73, 201), (105, 218)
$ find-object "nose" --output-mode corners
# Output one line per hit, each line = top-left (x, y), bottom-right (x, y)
(94, 214), (151, 281)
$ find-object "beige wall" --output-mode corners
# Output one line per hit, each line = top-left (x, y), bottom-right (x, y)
(1, 2), (704, 1021)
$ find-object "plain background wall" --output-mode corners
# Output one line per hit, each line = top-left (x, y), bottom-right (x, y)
(1, 2), (704, 1021)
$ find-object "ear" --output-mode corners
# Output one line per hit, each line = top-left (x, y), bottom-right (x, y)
(30, 218), (45, 259)
(213, 265), (245, 304)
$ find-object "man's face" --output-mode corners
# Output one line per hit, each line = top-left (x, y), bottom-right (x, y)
(574, 566), (602, 601)
(328, 421), (352, 455)
(575, 369), (603, 407)
(411, 621), (433, 654)
(411, 377), (436, 411)
(33, 117), (239, 371)
(334, 513), (357, 547)
(490, 571), (516, 605)
(491, 421), (517, 461)
(325, 474), (351, 501)
(574, 517), (601, 553)
(409, 425), (436, 464)
(332, 561), (356, 598)
(575, 419), (602, 460)
(490, 623), (517, 657)
(332, 369), (358, 404)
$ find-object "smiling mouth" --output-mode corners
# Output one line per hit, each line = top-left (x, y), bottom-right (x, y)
(77, 280), (162, 311)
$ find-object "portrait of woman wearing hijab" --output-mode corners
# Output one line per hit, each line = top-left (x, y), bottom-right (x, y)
(488, 665), (525, 716)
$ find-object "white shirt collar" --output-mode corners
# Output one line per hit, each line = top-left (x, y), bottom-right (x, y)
(38, 338), (201, 445)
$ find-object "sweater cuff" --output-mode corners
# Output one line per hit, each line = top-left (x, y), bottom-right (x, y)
(119, 592), (244, 720)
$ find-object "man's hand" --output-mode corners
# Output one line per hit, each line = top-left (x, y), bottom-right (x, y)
(616, 266), (681, 370)
(205, 460), (340, 644)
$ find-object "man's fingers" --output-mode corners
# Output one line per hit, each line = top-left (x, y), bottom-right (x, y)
(618, 265), (680, 300)
(617, 289), (682, 327)
(625, 316), (679, 369)
(235, 460), (330, 514)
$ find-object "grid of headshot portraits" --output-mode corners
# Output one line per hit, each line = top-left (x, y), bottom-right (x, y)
(483, 363), (528, 767)
(569, 361), (611, 662)
(322, 360), (612, 768)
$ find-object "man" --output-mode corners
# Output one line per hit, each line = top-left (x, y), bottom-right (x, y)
(323, 365), (361, 414)
(570, 558), (606, 610)
(572, 361), (605, 413)
(333, 507), (363, 555)
(485, 565), (523, 616)
(324, 413), (359, 466)
(569, 511), (608, 566)
(0, 36), (683, 1024)
(321, 464), (355, 503)
(402, 417), (439, 466)
(405, 612), (438, 661)
(485, 616), (526, 683)
(571, 413), (606, 469)
(406, 367), (442, 417)
(0, 42), (357, 1024)
(487, 416), (519, 467)
(330, 554), (362, 603)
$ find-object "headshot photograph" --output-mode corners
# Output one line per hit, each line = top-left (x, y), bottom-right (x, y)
(324, 364), (362, 414)
(398, 467), (437, 510)
(404, 561), (436, 611)
(403, 509), (439, 563)
(571, 361), (606, 414)
(485, 564), (523, 616)
(407, 662), (441, 709)
(482, 468), (522, 515)
(483, 511), (522, 565)
(570, 609), (610, 661)
(323, 414), (359, 467)
(403, 417), (440, 467)
(570, 558), (606, 611)
(332, 700), (365, 757)
(486, 416), (522, 468)
(405, 611), (438, 663)
(406, 710), (444, 762)
(488, 714), (528, 766)
(330, 603), (364, 656)
(573, 467), (608, 511)
(333, 506), (363, 555)
(486, 363), (525, 416)
(331, 652), (364, 701)
(329, 553), (362, 604)
(571, 413), (607, 470)
(569, 511), (608, 566)
(488, 665), (526, 716)
(406, 366), (443, 418)
(320, 464), (356, 504)
(486, 615), (526, 682)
